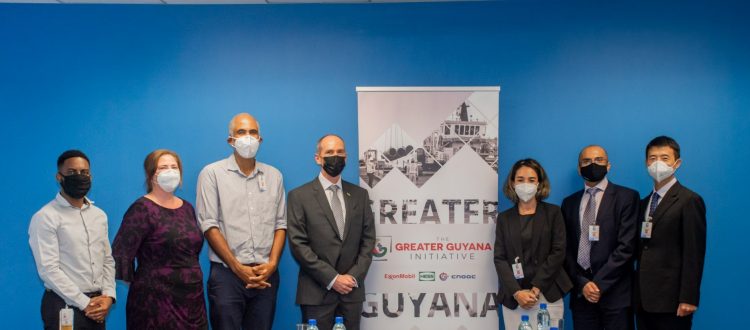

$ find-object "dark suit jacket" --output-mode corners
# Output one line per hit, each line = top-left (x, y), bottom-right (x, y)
(287, 177), (376, 305)
(561, 181), (639, 309)
(635, 181), (706, 313)
(494, 202), (572, 309)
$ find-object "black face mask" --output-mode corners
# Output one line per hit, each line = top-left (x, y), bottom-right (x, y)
(322, 156), (346, 177)
(59, 173), (91, 199)
(580, 163), (608, 182)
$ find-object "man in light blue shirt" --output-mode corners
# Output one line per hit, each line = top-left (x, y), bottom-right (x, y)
(196, 113), (286, 330)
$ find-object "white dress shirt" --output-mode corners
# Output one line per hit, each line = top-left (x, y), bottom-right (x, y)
(645, 177), (678, 220)
(579, 177), (609, 231)
(28, 193), (116, 310)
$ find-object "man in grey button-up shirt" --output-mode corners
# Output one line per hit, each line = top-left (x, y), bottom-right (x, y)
(196, 113), (286, 330)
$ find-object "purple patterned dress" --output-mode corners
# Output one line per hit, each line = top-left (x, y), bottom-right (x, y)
(112, 197), (207, 330)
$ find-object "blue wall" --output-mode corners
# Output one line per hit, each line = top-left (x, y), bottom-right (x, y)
(1, 1), (748, 329)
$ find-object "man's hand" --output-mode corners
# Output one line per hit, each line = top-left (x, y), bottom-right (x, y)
(332, 275), (357, 295)
(514, 290), (538, 309)
(232, 264), (270, 289)
(247, 263), (277, 289)
(582, 281), (601, 303)
(677, 303), (697, 317)
(83, 296), (113, 322)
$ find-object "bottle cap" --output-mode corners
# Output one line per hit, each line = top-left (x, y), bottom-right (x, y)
(550, 328), (559, 330)
(521, 315), (529, 321)
(308, 319), (317, 326)
(540, 303), (547, 309)
(335, 316), (344, 323)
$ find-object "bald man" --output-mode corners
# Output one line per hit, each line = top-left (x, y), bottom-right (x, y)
(287, 134), (376, 330)
(561, 145), (639, 330)
(196, 113), (287, 330)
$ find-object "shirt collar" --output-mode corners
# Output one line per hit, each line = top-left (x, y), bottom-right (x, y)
(653, 176), (677, 197)
(318, 172), (342, 191)
(583, 177), (609, 193)
(54, 192), (92, 210)
(224, 154), (264, 178)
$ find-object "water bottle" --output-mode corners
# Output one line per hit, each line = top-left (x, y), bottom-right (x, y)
(518, 315), (533, 330)
(332, 316), (346, 330)
(537, 303), (551, 330)
(307, 319), (319, 330)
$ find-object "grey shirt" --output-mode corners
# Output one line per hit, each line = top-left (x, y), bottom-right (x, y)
(28, 193), (117, 310)
(196, 154), (287, 265)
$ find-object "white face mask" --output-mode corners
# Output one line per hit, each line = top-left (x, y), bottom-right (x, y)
(156, 169), (181, 193)
(233, 135), (260, 159)
(647, 160), (676, 183)
(514, 182), (538, 203)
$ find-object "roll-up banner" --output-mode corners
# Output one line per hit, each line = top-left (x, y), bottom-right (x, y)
(357, 86), (501, 330)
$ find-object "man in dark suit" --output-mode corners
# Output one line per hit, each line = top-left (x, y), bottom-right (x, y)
(635, 136), (706, 330)
(287, 134), (376, 330)
(562, 145), (639, 330)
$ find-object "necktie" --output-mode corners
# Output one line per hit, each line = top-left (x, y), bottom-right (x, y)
(578, 187), (599, 270)
(328, 185), (345, 239)
(648, 192), (661, 219)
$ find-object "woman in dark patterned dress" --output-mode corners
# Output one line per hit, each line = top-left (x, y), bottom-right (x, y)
(112, 149), (207, 330)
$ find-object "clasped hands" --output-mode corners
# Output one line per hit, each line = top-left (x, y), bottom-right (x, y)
(233, 263), (277, 289)
(332, 274), (358, 295)
(83, 295), (113, 323)
(513, 287), (540, 309)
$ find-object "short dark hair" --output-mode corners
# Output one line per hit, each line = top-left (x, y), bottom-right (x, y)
(502, 158), (551, 203)
(57, 150), (90, 169)
(646, 136), (681, 159)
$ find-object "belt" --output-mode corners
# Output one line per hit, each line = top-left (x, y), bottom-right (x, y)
(46, 289), (102, 298)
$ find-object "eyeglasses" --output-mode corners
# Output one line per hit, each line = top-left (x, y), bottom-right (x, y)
(580, 157), (607, 167)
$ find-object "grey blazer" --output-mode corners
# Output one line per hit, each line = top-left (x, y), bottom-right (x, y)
(287, 177), (376, 305)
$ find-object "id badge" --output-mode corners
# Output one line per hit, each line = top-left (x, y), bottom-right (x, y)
(588, 225), (600, 241)
(641, 221), (653, 238)
(258, 173), (267, 192)
(60, 306), (73, 330)
(512, 257), (524, 279)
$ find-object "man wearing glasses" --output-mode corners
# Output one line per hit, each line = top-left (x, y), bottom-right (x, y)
(29, 150), (116, 329)
(561, 145), (639, 330)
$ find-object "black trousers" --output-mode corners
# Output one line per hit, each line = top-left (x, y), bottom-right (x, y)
(636, 309), (693, 330)
(41, 290), (105, 330)
(570, 294), (633, 330)
(207, 262), (279, 330)
(301, 300), (362, 330)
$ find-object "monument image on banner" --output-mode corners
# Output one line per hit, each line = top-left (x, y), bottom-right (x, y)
(357, 87), (500, 330)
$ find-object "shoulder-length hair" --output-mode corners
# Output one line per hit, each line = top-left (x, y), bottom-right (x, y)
(502, 158), (551, 204)
(144, 149), (183, 193)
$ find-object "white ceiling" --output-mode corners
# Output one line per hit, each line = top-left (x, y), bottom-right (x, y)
(0, 0), (481, 3)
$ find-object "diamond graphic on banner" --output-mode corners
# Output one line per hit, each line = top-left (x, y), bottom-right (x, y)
(359, 124), (419, 188)
(459, 97), (499, 173)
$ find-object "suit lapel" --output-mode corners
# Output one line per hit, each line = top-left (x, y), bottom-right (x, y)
(342, 182), (355, 241)
(571, 191), (584, 251)
(596, 184), (615, 225)
(507, 206), (524, 261)
(652, 182), (681, 222)
(530, 203), (544, 259)
(311, 178), (343, 239)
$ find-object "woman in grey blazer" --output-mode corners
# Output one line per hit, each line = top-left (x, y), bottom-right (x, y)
(494, 158), (572, 329)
